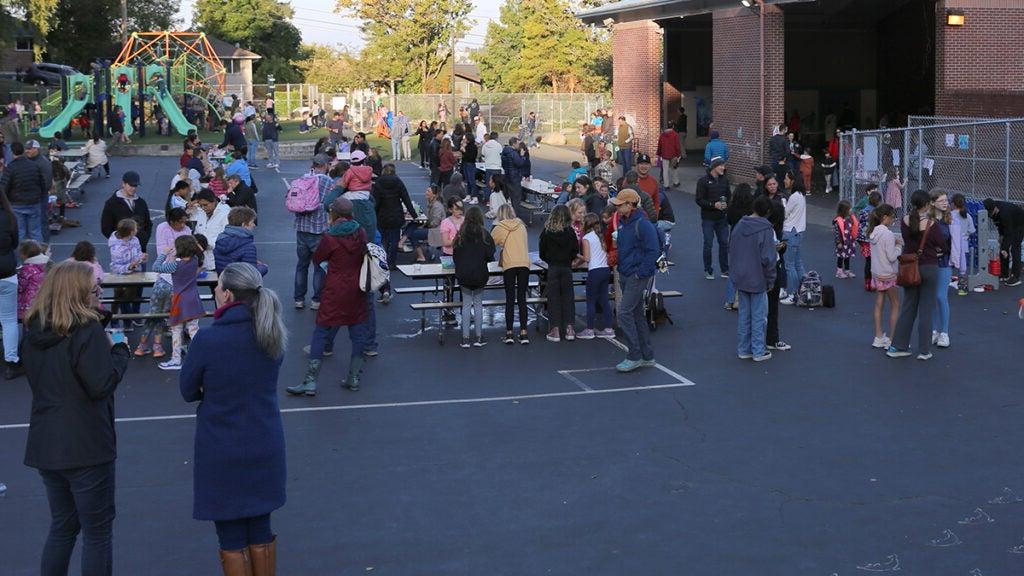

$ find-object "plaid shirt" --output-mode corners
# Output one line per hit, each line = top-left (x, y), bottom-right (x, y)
(293, 173), (333, 234)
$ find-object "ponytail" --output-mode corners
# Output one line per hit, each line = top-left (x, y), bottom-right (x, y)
(219, 263), (288, 358)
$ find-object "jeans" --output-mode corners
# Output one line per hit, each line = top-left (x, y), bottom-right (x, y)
(0, 277), (17, 362)
(505, 179), (523, 219)
(406, 224), (428, 249)
(294, 231), (325, 303)
(701, 218), (729, 274)
(677, 132), (687, 158)
(618, 274), (654, 361)
(263, 140), (279, 165)
(38, 461), (115, 576)
(214, 514), (273, 550)
(391, 138), (402, 162)
(503, 267), (530, 332)
(585, 267), (611, 330)
(380, 228), (401, 272)
(462, 162), (478, 200)
(932, 265), (953, 334)
(350, 293), (378, 353)
(892, 264), (939, 354)
(461, 288), (484, 339)
(737, 290), (768, 357)
(246, 139), (259, 165)
(419, 145), (428, 167)
(401, 136), (412, 160)
(12, 203), (43, 243)
(617, 146), (633, 174)
(783, 229), (805, 294)
(1000, 230), (1023, 279)
(725, 276), (736, 307)
(546, 265), (575, 335)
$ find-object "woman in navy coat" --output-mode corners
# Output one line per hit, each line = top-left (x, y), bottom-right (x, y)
(180, 262), (288, 576)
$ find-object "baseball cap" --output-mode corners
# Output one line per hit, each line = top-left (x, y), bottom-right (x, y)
(26, 139), (41, 149)
(610, 189), (641, 206)
(350, 150), (367, 163)
(311, 154), (330, 167)
(636, 153), (652, 165)
(710, 157), (727, 169)
(329, 197), (354, 216)
(122, 171), (141, 186)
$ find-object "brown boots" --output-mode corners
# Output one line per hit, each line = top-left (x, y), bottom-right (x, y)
(219, 537), (276, 576)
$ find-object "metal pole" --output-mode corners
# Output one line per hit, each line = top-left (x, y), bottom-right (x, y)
(451, 35), (456, 116)
(902, 129), (910, 189)
(972, 125), (977, 195)
(916, 128), (923, 191)
(1006, 122), (1012, 201)
(759, 0), (765, 164)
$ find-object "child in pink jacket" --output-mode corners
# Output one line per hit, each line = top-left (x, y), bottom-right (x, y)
(17, 240), (50, 320)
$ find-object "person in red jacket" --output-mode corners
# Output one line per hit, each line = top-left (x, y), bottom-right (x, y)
(656, 123), (682, 189)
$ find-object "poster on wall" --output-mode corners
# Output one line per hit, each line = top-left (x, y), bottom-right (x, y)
(945, 133), (955, 147)
(958, 135), (970, 150)
(696, 96), (712, 138)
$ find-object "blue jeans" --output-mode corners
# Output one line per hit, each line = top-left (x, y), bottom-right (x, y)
(618, 274), (654, 361)
(737, 290), (769, 357)
(391, 138), (402, 162)
(725, 276), (736, 307)
(380, 228), (401, 271)
(12, 203), (43, 243)
(617, 146), (633, 174)
(462, 162), (477, 200)
(294, 231), (325, 303)
(406, 224), (428, 249)
(350, 293), (378, 353)
(309, 322), (369, 359)
(701, 218), (729, 275)
(932, 266), (953, 334)
(783, 229), (805, 294)
(38, 461), (115, 576)
(585, 267), (611, 330)
(246, 139), (259, 165)
(263, 140), (279, 165)
(214, 514), (272, 550)
(0, 278), (17, 362)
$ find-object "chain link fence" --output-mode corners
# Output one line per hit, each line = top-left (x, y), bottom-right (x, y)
(388, 93), (609, 134)
(840, 118), (1024, 211)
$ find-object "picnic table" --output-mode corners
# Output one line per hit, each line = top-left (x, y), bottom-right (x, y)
(53, 148), (87, 162)
(521, 178), (559, 221)
(101, 271), (220, 321)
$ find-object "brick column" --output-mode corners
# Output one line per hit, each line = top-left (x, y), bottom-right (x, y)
(612, 20), (662, 158)
(712, 6), (784, 180)
(935, 0), (1024, 117)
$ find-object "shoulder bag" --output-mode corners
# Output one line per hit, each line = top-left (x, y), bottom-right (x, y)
(897, 221), (931, 288)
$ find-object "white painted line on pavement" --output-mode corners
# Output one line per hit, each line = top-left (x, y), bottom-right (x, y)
(0, 382), (695, 430)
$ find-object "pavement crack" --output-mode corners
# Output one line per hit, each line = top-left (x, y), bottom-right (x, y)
(672, 394), (708, 444)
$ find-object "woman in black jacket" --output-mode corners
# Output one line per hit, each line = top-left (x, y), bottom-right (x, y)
(371, 164), (418, 273)
(22, 261), (131, 576)
(540, 205), (580, 342)
(415, 121), (431, 168)
(452, 205), (495, 347)
(0, 191), (20, 379)
(225, 175), (258, 214)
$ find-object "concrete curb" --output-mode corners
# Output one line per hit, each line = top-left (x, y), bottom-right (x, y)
(107, 141), (317, 159)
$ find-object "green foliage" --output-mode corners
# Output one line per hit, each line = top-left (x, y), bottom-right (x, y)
(293, 44), (363, 93)
(475, 0), (610, 93)
(194, 0), (304, 83)
(336, 0), (473, 93)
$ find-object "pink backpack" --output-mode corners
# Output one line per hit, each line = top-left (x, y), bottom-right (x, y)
(285, 174), (323, 213)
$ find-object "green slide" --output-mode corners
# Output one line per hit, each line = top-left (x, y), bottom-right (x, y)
(153, 89), (198, 135)
(111, 67), (135, 137)
(39, 74), (93, 139)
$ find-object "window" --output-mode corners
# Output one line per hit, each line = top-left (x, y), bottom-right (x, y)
(15, 38), (32, 52)
(224, 59), (237, 74)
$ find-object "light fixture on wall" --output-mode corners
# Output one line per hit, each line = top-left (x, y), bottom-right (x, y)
(946, 10), (965, 26)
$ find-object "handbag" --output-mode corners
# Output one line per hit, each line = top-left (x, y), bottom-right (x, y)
(897, 222), (931, 287)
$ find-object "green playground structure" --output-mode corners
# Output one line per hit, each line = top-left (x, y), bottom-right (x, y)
(38, 31), (226, 140)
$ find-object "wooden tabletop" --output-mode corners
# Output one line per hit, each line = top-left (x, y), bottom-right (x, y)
(101, 271), (220, 287)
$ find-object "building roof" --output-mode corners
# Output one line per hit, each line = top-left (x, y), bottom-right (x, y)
(575, 0), (811, 25)
(206, 36), (262, 61)
(454, 64), (481, 84)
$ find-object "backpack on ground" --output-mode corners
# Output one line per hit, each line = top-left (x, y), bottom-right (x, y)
(645, 287), (673, 330)
(285, 174), (323, 213)
(360, 242), (389, 292)
(796, 271), (823, 307)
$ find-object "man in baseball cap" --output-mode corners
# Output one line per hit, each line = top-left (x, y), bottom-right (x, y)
(609, 186), (660, 373)
(23, 139), (53, 241)
(696, 156), (731, 280)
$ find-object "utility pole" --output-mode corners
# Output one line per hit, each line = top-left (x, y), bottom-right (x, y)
(120, 0), (128, 44)
(451, 33), (457, 117)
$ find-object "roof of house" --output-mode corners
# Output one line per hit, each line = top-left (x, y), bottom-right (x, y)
(206, 36), (262, 61)
(575, 0), (811, 25)
(454, 64), (481, 84)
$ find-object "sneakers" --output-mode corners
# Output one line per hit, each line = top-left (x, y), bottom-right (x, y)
(836, 268), (845, 278)
(294, 300), (304, 309)
(936, 333), (950, 348)
(704, 271), (715, 280)
(460, 338), (472, 349)
(152, 342), (166, 358)
(720, 272), (729, 279)
(564, 326), (576, 341)
(640, 359), (657, 367)
(886, 347), (912, 358)
(767, 341), (791, 351)
(917, 352), (933, 361)
(753, 352), (773, 362)
(377, 291), (392, 305)
(598, 328), (616, 338)
(546, 330), (561, 343)
(1005, 277), (1022, 287)
(737, 353), (753, 360)
(779, 295), (795, 306)
(723, 302), (735, 311)
(577, 329), (596, 340)
(4, 361), (25, 380)
(958, 288), (969, 296)
(363, 349), (379, 357)
(134, 344), (151, 357)
(872, 335), (891, 349)
(310, 300), (321, 310)
(302, 345), (334, 357)
(158, 358), (182, 370)
(779, 289), (788, 300)
(473, 337), (487, 348)
(518, 331), (531, 345)
(503, 332), (515, 345)
(616, 358), (642, 372)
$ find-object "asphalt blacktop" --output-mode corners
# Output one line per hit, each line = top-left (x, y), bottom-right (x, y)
(1, 146), (1024, 575)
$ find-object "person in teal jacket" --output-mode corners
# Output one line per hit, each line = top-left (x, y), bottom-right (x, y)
(703, 131), (729, 166)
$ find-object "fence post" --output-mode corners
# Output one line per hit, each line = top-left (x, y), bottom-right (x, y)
(286, 84), (292, 119)
(916, 128), (923, 191)
(902, 130), (910, 188)
(971, 124), (977, 195)
(1006, 122), (1012, 201)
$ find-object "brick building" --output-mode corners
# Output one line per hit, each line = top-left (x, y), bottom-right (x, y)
(579, 0), (1024, 180)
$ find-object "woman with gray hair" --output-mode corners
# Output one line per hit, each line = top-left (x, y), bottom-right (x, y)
(180, 262), (288, 575)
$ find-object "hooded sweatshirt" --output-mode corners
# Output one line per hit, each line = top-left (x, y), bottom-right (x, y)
(728, 215), (777, 293)
(214, 226), (268, 276)
(341, 164), (373, 192)
(491, 218), (530, 269)
(870, 224), (901, 280)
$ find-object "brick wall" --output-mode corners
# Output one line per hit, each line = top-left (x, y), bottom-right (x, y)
(936, 0), (1024, 116)
(611, 21), (662, 158)
(712, 7), (784, 181)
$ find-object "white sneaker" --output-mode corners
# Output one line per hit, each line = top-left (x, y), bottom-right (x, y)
(780, 295), (795, 306)
(158, 359), (182, 370)
(931, 331), (939, 345)
(917, 352), (933, 361)
(937, 333), (950, 348)
(779, 288), (788, 300)
(872, 335), (889, 349)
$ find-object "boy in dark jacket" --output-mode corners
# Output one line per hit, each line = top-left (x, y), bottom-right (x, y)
(729, 196), (778, 362)
(695, 158), (731, 279)
(214, 207), (268, 276)
(224, 174), (258, 213)
(609, 189), (660, 372)
(983, 198), (1024, 285)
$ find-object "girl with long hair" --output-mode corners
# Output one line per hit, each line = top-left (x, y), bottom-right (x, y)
(929, 189), (954, 348)
(868, 204), (902, 348)
(579, 213), (613, 339)
(491, 203), (531, 344)
(152, 235), (206, 370)
(453, 205), (495, 347)
(540, 205), (580, 342)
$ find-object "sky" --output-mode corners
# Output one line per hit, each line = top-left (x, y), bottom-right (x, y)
(175, 0), (502, 52)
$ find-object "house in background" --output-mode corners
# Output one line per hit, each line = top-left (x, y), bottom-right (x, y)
(206, 36), (261, 102)
(0, 18), (38, 73)
(454, 64), (483, 95)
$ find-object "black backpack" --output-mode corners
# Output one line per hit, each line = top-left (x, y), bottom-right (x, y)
(646, 290), (673, 330)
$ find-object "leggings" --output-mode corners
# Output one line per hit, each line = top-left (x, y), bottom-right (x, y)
(503, 267), (529, 333)
(546, 265), (575, 335)
(837, 257), (850, 270)
(585, 267), (611, 330)
(419, 145), (428, 167)
(214, 514), (273, 550)
(892, 264), (939, 354)
(140, 279), (172, 341)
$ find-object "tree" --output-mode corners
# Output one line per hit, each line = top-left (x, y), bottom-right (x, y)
(194, 0), (304, 83)
(293, 44), (363, 93)
(474, 0), (610, 93)
(335, 0), (473, 93)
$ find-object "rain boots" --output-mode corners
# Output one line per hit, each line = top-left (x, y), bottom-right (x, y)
(343, 356), (364, 391)
(219, 548), (253, 576)
(286, 359), (321, 396)
(249, 537), (276, 576)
